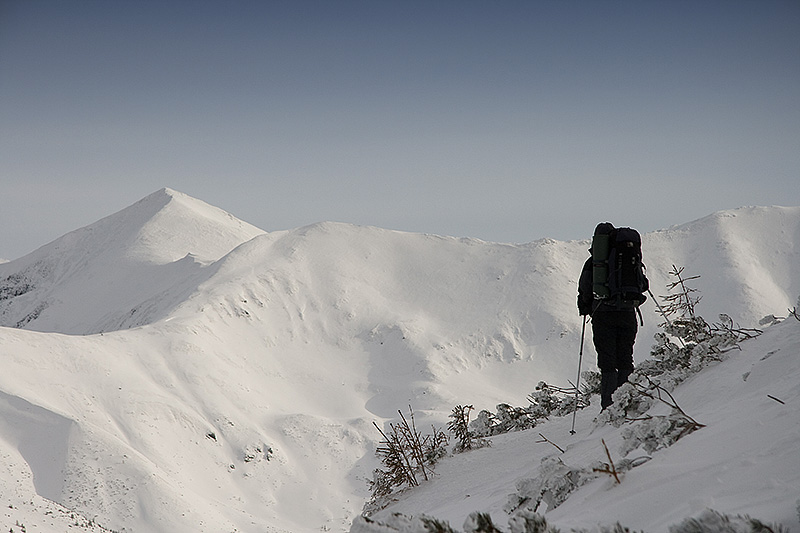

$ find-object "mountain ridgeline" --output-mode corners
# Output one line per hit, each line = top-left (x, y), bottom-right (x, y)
(0, 189), (798, 532)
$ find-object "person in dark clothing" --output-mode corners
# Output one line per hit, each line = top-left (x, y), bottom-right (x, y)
(577, 226), (647, 410)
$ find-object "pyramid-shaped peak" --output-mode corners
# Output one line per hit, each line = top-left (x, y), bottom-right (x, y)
(6, 187), (265, 267)
(2, 187), (268, 274)
(98, 187), (266, 265)
(0, 189), (267, 333)
(146, 186), (204, 205)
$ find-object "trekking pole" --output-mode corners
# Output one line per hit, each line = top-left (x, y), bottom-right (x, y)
(570, 315), (587, 435)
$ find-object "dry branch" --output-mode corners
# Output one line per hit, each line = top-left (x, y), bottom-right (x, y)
(536, 433), (565, 453)
(593, 439), (621, 484)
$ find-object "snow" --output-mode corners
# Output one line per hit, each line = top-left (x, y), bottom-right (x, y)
(0, 190), (798, 532)
(0, 187), (265, 334)
(366, 318), (800, 532)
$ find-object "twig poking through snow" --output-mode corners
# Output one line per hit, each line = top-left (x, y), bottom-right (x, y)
(593, 439), (621, 484)
(536, 433), (565, 453)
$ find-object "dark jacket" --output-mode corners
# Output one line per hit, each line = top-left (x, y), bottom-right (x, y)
(577, 257), (595, 316)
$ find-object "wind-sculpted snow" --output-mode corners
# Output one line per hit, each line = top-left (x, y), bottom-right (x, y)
(0, 190), (798, 532)
(0, 391), (74, 501)
(175, 222), (589, 410)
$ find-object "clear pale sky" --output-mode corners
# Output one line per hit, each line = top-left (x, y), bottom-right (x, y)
(2, 0), (799, 260)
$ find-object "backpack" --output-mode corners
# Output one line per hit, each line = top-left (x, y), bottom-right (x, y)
(592, 223), (648, 308)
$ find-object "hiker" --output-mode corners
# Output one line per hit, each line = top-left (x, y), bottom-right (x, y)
(577, 222), (649, 410)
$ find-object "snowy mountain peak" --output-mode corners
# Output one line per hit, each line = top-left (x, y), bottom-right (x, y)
(109, 186), (265, 264)
(0, 188), (264, 334)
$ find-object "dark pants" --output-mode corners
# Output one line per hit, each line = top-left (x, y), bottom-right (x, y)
(592, 307), (638, 409)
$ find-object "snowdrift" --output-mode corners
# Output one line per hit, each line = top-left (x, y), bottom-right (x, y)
(0, 189), (798, 532)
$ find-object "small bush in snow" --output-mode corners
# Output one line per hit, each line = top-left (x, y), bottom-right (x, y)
(711, 314), (763, 348)
(599, 372), (705, 456)
(595, 380), (655, 428)
(448, 405), (490, 454)
(642, 267), (762, 392)
(367, 406), (449, 513)
(504, 456), (596, 515)
(350, 510), (562, 533)
(528, 381), (586, 418)
(463, 512), (503, 533)
(350, 508), (655, 532)
(667, 508), (787, 533)
(349, 508), (780, 533)
(579, 370), (601, 397)
(353, 507), (786, 533)
(495, 403), (539, 433)
(659, 265), (701, 325)
(350, 513), (456, 533)
(619, 412), (699, 456)
(527, 382), (561, 418)
(470, 409), (496, 438)
(470, 404), (537, 437)
(418, 516), (458, 533)
(471, 381), (588, 438)
(507, 510), (561, 533)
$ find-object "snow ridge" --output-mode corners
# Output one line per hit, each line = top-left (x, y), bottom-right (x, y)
(0, 190), (798, 532)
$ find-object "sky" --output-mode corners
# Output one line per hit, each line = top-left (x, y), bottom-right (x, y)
(1, 0), (799, 261)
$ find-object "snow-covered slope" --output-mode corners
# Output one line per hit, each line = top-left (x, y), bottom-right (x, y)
(0, 187), (264, 334)
(0, 190), (798, 532)
(359, 317), (800, 532)
(643, 206), (800, 328)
